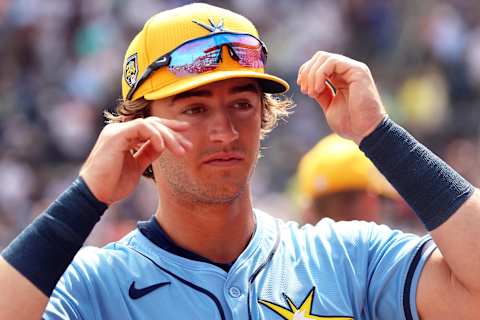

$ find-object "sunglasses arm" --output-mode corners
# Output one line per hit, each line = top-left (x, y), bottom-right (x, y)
(126, 56), (171, 100)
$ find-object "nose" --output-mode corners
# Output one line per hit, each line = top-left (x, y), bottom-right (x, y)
(208, 109), (239, 144)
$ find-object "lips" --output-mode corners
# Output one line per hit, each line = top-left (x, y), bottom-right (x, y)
(202, 152), (245, 165)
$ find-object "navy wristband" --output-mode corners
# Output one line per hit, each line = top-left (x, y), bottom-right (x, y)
(1, 177), (107, 296)
(360, 117), (474, 231)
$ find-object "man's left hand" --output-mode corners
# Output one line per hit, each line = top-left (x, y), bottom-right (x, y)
(297, 51), (386, 144)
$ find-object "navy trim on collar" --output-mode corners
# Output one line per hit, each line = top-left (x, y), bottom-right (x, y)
(138, 216), (234, 272)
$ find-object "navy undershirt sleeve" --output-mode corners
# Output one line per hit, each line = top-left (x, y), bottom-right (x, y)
(1, 177), (107, 296)
(360, 117), (474, 230)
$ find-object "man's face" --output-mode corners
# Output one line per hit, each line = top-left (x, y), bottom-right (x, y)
(150, 78), (262, 204)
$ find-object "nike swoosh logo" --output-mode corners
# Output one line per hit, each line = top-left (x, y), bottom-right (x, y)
(128, 281), (171, 299)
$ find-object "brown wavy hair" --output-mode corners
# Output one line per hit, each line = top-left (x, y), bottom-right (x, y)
(104, 93), (294, 178)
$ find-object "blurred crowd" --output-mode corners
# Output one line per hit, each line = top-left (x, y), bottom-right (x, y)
(1, 0), (480, 249)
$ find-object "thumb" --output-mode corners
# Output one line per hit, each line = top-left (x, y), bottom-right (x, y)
(314, 80), (336, 111)
(133, 140), (164, 173)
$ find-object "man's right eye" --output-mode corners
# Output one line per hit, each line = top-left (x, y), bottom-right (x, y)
(182, 106), (206, 115)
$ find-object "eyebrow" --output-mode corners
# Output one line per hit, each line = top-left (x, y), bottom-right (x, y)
(228, 83), (260, 95)
(170, 83), (260, 105)
(170, 90), (212, 105)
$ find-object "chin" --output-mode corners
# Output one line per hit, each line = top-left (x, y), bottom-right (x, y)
(195, 181), (247, 204)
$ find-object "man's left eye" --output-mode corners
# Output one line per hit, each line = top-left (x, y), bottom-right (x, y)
(233, 102), (253, 110)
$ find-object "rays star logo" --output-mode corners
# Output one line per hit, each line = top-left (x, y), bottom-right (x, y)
(192, 17), (226, 33)
(258, 287), (354, 320)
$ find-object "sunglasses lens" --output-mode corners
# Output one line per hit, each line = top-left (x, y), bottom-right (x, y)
(225, 35), (266, 68)
(169, 34), (266, 76)
(169, 38), (221, 76)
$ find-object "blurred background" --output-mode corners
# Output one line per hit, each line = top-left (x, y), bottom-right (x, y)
(1, 0), (480, 249)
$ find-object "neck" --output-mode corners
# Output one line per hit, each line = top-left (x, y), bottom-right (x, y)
(154, 189), (255, 264)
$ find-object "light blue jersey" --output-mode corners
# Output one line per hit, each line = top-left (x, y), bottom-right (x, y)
(44, 210), (436, 319)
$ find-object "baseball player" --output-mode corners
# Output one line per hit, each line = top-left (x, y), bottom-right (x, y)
(296, 133), (392, 224)
(296, 133), (423, 233)
(1, 3), (480, 320)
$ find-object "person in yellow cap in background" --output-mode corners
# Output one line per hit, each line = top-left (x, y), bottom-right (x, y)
(296, 134), (423, 232)
(297, 134), (390, 224)
(1, 3), (480, 320)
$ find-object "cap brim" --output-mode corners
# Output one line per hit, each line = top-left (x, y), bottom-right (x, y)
(144, 70), (289, 101)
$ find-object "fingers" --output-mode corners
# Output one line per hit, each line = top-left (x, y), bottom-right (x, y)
(79, 117), (193, 204)
(121, 117), (192, 156)
(147, 118), (192, 155)
(128, 118), (193, 176)
(297, 52), (334, 109)
(307, 52), (330, 97)
(297, 51), (369, 107)
(156, 118), (191, 131)
(133, 141), (161, 172)
(314, 83), (336, 111)
(297, 51), (329, 95)
(133, 124), (192, 173)
(131, 120), (166, 153)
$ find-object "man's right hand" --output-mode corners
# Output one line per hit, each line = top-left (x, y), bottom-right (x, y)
(79, 117), (192, 205)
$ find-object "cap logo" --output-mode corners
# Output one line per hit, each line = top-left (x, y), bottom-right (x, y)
(125, 53), (139, 88)
(192, 18), (225, 33)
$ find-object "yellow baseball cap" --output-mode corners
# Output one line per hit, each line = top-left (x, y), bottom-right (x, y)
(297, 134), (395, 198)
(121, 3), (289, 101)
